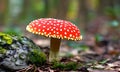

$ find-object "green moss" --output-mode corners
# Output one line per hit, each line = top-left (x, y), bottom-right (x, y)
(65, 62), (78, 70)
(28, 49), (46, 66)
(0, 47), (7, 54)
(0, 32), (13, 44)
(51, 61), (65, 69)
(51, 61), (78, 70)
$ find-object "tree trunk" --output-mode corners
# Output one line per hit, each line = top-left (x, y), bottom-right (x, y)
(77, 0), (89, 30)
(0, 0), (6, 25)
(55, 0), (70, 19)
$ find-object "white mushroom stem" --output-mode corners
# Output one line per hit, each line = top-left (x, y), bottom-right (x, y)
(49, 38), (61, 62)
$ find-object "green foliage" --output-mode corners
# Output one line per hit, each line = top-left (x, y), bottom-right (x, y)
(105, 7), (115, 16)
(105, 6), (120, 17)
(95, 34), (103, 42)
(0, 32), (13, 44)
(51, 61), (78, 70)
(28, 49), (46, 66)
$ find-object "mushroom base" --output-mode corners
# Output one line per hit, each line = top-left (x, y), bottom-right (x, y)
(49, 38), (61, 62)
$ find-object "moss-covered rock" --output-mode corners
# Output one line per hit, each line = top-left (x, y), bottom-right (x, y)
(0, 32), (46, 72)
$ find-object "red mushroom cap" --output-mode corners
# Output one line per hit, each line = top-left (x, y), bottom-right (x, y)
(26, 18), (82, 40)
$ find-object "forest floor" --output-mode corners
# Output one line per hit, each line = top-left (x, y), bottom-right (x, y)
(17, 34), (120, 72)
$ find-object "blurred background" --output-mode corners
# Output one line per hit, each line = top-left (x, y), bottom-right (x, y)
(0, 0), (120, 36)
(0, 0), (120, 52)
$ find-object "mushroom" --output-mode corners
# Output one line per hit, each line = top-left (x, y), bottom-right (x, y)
(26, 18), (82, 62)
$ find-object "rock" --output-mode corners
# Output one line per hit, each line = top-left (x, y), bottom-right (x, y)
(0, 32), (46, 72)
